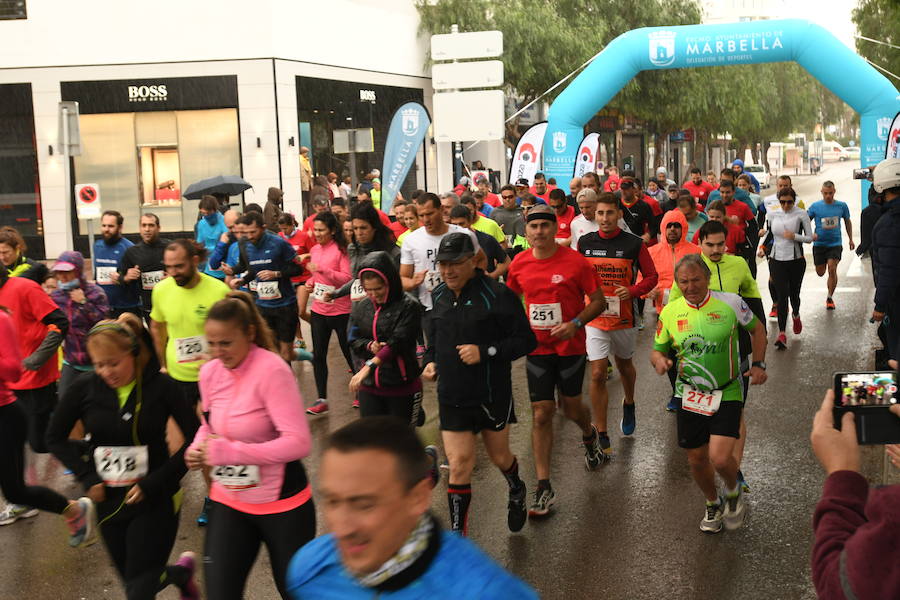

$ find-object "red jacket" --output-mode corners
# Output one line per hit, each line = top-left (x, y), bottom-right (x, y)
(812, 470), (900, 599)
(645, 210), (700, 312)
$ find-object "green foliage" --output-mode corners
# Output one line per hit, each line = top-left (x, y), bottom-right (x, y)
(853, 0), (900, 82)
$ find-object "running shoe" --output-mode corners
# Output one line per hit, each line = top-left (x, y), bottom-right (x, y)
(737, 469), (751, 494)
(416, 345), (426, 359)
(424, 445), (440, 488)
(174, 551), (200, 600)
(666, 396), (680, 412)
(306, 399), (329, 415)
(700, 497), (724, 534)
(293, 348), (314, 362)
(65, 497), (96, 547)
(637, 316), (645, 331)
(0, 504), (38, 526)
(792, 314), (802, 335)
(196, 497), (211, 527)
(352, 397), (360, 409)
(774, 333), (787, 350)
(825, 298), (835, 311)
(724, 487), (747, 530)
(768, 305), (777, 320)
(528, 486), (556, 517)
(293, 338), (307, 351)
(508, 482), (527, 532)
(621, 402), (636, 436)
(583, 426), (603, 470)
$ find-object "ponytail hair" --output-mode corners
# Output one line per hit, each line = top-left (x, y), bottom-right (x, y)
(206, 291), (276, 352)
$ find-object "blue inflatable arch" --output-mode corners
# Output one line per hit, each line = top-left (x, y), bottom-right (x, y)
(543, 19), (900, 204)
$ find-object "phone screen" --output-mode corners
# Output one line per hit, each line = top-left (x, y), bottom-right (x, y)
(835, 372), (898, 407)
(852, 168), (872, 180)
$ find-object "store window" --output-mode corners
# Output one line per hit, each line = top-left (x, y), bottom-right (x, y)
(0, 83), (43, 258)
(0, 0), (26, 20)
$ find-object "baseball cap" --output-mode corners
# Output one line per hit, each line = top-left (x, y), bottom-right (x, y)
(435, 232), (475, 262)
(52, 250), (84, 273)
(619, 177), (635, 189)
(515, 178), (530, 187)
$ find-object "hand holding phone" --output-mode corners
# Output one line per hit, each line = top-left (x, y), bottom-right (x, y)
(833, 370), (900, 444)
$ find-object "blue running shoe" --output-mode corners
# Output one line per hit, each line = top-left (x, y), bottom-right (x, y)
(666, 397), (679, 412)
(197, 497), (211, 527)
(621, 402), (636, 436)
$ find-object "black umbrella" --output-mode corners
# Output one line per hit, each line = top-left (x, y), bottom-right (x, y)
(183, 175), (252, 200)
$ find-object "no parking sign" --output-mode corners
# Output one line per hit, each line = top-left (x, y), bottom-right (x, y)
(75, 183), (102, 219)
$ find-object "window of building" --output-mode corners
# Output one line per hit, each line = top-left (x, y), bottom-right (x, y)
(0, 0), (26, 20)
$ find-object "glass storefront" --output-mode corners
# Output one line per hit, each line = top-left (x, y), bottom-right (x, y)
(61, 76), (241, 239)
(0, 83), (44, 258)
(296, 76), (426, 199)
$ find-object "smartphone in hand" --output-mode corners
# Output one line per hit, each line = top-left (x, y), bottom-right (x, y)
(833, 371), (900, 444)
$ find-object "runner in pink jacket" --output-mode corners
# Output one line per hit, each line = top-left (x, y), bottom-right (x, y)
(186, 291), (315, 600)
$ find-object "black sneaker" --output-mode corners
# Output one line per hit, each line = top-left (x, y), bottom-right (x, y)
(583, 427), (603, 470)
(528, 486), (556, 517)
(507, 482), (527, 532)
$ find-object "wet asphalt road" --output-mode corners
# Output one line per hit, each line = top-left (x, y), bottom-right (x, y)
(2, 160), (895, 600)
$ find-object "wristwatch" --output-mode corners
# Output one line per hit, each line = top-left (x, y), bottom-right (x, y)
(487, 346), (498, 358)
(751, 361), (767, 370)
(364, 359), (376, 369)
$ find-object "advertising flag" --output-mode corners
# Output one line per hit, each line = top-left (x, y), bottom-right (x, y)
(509, 121), (547, 185)
(573, 133), (600, 179)
(382, 102), (430, 213)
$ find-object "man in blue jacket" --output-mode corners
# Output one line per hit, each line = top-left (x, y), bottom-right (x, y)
(731, 159), (760, 193)
(286, 417), (538, 599)
(871, 158), (900, 360)
(93, 210), (140, 317)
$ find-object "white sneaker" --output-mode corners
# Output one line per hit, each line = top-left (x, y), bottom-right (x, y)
(700, 498), (724, 534)
(0, 504), (39, 526)
(723, 488), (747, 530)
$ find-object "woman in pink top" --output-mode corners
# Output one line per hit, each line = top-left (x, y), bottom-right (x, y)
(299, 211), (353, 415)
(186, 292), (315, 600)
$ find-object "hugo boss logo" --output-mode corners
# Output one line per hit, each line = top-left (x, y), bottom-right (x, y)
(128, 85), (168, 102)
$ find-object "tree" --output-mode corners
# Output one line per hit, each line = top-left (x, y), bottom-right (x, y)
(853, 0), (900, 83)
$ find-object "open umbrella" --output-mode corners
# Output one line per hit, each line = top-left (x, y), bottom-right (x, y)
(183, 175), (252, 200)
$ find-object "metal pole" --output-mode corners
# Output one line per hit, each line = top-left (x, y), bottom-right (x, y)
(348, 129), (358, 195)
(450, 24), (464, 186)
(61, 105), (76, 257)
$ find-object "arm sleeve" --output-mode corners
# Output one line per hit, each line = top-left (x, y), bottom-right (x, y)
(208, 240), (230, 269)
(119, 247), (136, 281)
(400, 241), (415, 265)
(423, 300), (439, 365)
(137, 377), (200, 500)
(795, 212), (814, 243)
(347, 308), (373, 357)
(382, 301), (422, 354)
(206, 363), (312, 466)
(0, 315), (22, 383)
(186, 374), (214, 460)
(46, 378), (103, 490)
(653, 311), (673, 353)
(81, 286), (111, 325)
(23, 308), (69, 371)
(314, 250), (352, 285)
(628, 245), (659, 297)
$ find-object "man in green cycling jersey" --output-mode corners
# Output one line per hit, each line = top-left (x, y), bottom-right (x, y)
(669, 220), (765, 492)
(652, 254), (767, 534)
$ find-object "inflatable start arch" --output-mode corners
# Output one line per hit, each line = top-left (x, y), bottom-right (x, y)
(542, 19), (900, 204)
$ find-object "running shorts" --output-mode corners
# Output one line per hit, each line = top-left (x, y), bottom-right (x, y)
(812, 245), (842, 266)
(676, 400), (743, 449)
(259, 303), (300, 344)
(586, 326), (637, 361)
(525, 354), (586, 402)
(439, 396), (516, 433)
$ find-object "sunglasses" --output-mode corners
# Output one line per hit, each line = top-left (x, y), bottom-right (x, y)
(501, 194), (515, 200)
(666, 223), (682, 228)
(779, 199), (795, 204)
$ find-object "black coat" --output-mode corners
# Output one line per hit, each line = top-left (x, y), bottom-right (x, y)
(425, 271), (536, 407)
(349, 251), (423, 389)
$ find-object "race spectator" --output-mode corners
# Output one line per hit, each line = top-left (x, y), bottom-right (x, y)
(196, 196), (229, 280)
(264, 187), (284, 232)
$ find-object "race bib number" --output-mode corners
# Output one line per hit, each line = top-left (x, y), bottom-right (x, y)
(681, 385), (723, 417)
(212, 464), (260, 491)
(529, 303), (562, 330)
(313, 282), (335, 303)
(96, 266), (116, 285)
(350, 279), (366, 301)
(601, 296), (621, 317)
(175, 335), (207, 363)
(256, 280), (282, 300)
(93, 445), (149, 487)
(821, 216), (839, 229)
(424, 271), (443, 292)
(248, 279), (258, 292)
(140, 270), (164, 291)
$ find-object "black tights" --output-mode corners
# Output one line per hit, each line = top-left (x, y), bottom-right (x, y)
(14, 383), (56, 453)
(310, 311), (353, 399)
(770, 258), (806, 332)
(0, 402), (68, 513)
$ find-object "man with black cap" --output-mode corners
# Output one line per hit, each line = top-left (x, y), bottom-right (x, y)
(264, 186), (284, 232)
(514, 178), (531, 203)
(422, 232), (537, 536)
(506, 205), (608, 518)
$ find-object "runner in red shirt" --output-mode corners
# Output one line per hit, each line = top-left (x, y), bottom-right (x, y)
(548, 189), (576, 246)
(506, 206), (608, 518)
(529, 172), (553, 203)
(476, 175), (501, 208)
(692, 201), (745, 254)
(682, 167), (717, 207)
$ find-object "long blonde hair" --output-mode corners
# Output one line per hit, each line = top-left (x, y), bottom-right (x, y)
(206, 291), (276, 352)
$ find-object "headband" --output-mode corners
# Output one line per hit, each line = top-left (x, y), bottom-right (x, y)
(525, 211), (557, 224)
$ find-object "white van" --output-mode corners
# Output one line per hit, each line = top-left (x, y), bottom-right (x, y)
(821, 141), (849, 162)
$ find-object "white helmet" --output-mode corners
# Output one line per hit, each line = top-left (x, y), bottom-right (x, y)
(873, 157), (900, 193)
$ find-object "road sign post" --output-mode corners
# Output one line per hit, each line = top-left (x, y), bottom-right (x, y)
(74, 183), (101, 273)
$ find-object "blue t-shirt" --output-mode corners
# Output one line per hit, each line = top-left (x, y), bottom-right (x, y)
(242, 231), (297, 308)
(93, 237), (140, 308)
(808, 200), (850, 247)
(195, 213), (229, 279)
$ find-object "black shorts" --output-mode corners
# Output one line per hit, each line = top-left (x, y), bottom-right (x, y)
(525, 354), (586, 402)
(175, 379), (201, 409)
(439, 396), (516, 433)
(259, 303), (299, 343)
(676, 400), (743, 449)
(812, 245), (842, 266)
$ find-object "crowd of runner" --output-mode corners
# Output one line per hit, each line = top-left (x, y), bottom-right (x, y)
(0, 154), (896, 599)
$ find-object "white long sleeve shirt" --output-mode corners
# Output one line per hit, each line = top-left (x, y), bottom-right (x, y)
(765, 207), (814, 261)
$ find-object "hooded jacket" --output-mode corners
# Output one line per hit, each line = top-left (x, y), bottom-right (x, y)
(47, 337), (200, 512)
(731, 159), (760, 193)
(334, 240), (401, 300)
(6, 253), (48, 284)
(646, 210), (700, 312)
(348, 252), (423, 390)
(50, 251), (110, 367)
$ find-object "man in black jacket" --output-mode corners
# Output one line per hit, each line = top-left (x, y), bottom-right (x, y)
(119, 213), (170, 324)
(422, 233), (537, 536)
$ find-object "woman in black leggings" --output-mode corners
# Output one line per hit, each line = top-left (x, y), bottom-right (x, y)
(0, 308), (94, 540)
(300, 211), (353, 415)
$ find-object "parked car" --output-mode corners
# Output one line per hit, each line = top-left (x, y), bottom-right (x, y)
(845, 146), (861, 160)
(821, 141), (850, 162)
(745, 164), (770, 189)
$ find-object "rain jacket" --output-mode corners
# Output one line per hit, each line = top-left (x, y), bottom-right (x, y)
(50, 251), (110, 367)
(6, 253), (48, 284)
(195, 212), (228, 279)
(348, 252), (422, 390)
(645, 210), (700, 312)
(731, 159), (760, 193)
(334, 241), (401, 300)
